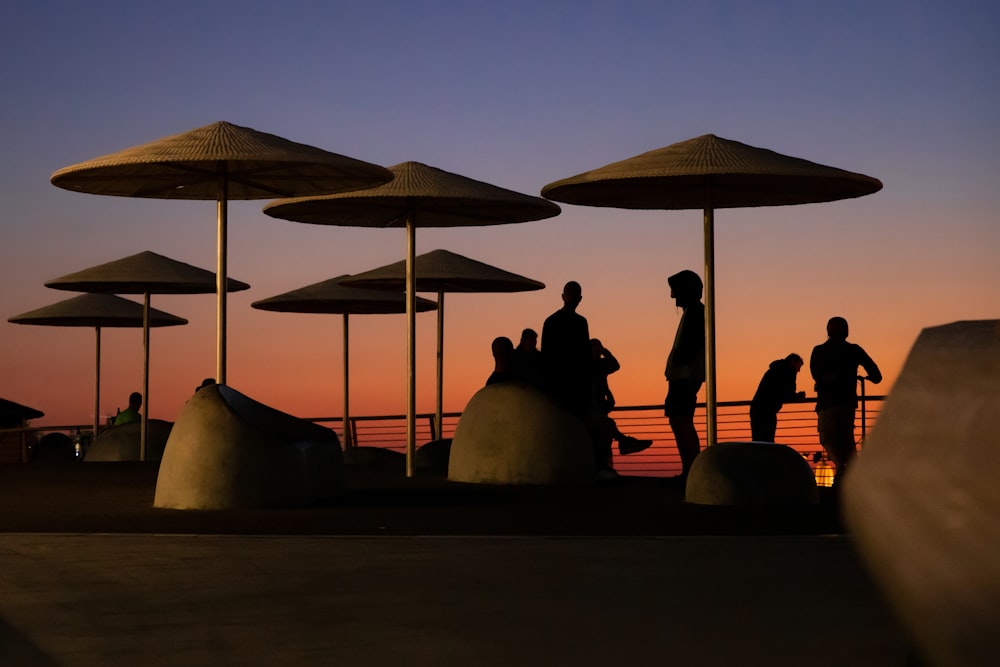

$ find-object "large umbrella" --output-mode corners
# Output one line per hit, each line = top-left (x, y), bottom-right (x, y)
(0, 399), (45, 426)
(341, 249), (544, 437)
(49, 121), (393, 384)
(541, 133), (882, 447)
(8, 293), (187, 440)
(44, 250), (247, 459)
(251, 275), (437, 448)
(263, 161), (560, 475)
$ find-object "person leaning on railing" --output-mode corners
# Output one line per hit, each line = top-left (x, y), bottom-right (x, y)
(809, 316), (881, 485)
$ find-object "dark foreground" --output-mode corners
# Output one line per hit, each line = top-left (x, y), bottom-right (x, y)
(0, 463), (909, 666)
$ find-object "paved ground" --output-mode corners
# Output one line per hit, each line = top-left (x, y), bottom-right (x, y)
(0, 463), (910, 666)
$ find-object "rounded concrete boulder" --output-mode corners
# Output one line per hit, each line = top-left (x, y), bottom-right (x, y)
(85, 419), (173, 462)
(154, 385), (345, 509)
(448, 382), (594, 484)
(685, 441), (819, 506)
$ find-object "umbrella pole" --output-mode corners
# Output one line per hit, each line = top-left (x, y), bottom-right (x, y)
(435, 291), (445, 440)
(216, 164), (229, 385)
(703, 207), (718, 448)
(94, 326), (101, 444)
(342, 313), (351, 448)
(406, 218), (417, 477)
(141, 292), (150, 461)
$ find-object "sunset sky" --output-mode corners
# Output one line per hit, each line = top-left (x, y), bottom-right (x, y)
(1, 1), (997, 429)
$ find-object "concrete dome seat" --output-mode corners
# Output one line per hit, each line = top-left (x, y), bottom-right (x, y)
(86, 419), (173, 462)
(154, 385), (345, 509)
(685, 441), (819, 505)
(448, 382), (594, 484)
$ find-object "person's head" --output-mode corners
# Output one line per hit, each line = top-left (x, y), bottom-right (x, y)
(826, 317), (849, 342)
(667, 270), (703, 308)
(518, 328), (538, 350)
(128, 392), (142, 410)
(785, 353), (804, 373)
(561, 281), (582, 312)
(491, 336), (515, 367)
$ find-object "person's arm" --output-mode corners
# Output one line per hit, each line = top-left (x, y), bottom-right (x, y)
(858, 346), (882, 384)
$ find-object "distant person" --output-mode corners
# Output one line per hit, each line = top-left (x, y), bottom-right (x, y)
(485, 336), (516, 386)
(512, 328), (543, 387)
(663, 270), (705, 479)
(750, 353), (806, 442)
(591, 338), (653, 457)
(541, 281), (591, 419)
(113, 392), (142, 426)
(810, 316), (882, 484)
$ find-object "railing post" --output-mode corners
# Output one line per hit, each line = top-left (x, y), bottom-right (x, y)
(859, 375), (867, 442)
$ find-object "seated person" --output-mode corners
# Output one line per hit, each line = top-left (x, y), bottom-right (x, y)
(486, 337), (517, 386)
(113, 392), (143, 426)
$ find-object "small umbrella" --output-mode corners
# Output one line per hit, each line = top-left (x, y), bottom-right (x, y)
(44, 250), (247, 459)
(8, 293), (187, 439)
(49, 121), (393, 384)
(0, 399), (45, 426)
(251, 275), (437, 448)
(542, 133), (882, 447)
(263, 161), (560, 475)
(341, 249), (544, 437)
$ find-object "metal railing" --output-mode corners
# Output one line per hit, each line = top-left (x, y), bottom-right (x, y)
(4, 395), (885, 476)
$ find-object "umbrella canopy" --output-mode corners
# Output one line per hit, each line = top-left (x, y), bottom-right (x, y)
(45, 250), (245, 459)
(263, 161), (560, 476)
(251, 275), (437, 447)
(342, 249), (544, 434)
(50, 121), (393, 384)
(542, 133), (883, 447)
(9, 293), (187, 438)
(0, 398), (45, 427)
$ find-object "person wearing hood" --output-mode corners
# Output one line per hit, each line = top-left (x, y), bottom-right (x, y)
(750, 354), (806, 442)
(664, 270), (705, 478)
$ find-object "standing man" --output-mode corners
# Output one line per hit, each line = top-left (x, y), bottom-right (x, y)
(541, 281), (591, 420)
(664, 270), (705, 478)
(749, 353), (806, 442)
(810, 316), (881, 484)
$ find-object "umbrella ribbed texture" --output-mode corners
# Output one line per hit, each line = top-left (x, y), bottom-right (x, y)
(264, 161), (561, 227)
(50, 121), (393, 200)
(9, 293), (188, 328)
(541, 134), (883, 209)
(252, 276), (437, 315)
(45, 251), (250, 295)
(341, 249), (545, 293)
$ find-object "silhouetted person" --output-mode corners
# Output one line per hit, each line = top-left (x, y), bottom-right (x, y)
(486, 336), (516, 386)
(541, 281), (591, 419)
(512, 328), (543, 387)
(113, 392), (142, 426)
(591, 338), (652, 457)
(750, 353), (806, 442)
(664, 270), (705, 478)
(810, 316), (882, 484)
(196, 377), (216, 392)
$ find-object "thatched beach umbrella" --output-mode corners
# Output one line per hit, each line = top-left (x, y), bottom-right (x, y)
(49, 121), (393, 384)
(8, 293), (187, 440)
(342, 249), (544, 437)
(251, 275), (437, 448)
(263, 161), (560, 475)
(542, 133), (882, 447)
(45, 250), (247, 459)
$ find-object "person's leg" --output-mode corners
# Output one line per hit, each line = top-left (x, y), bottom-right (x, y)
(665, 379), (702, 476)
(669, 414), (700, 474)
(818, 407), (856, 483)
(750, 408), (776, 443)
